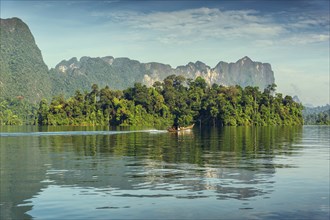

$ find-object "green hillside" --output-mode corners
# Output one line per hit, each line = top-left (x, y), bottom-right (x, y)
(0, 17), (52, 103)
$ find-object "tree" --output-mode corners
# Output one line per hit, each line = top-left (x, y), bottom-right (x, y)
(37, 99), (49, 125)
(33, 77), (303, 127)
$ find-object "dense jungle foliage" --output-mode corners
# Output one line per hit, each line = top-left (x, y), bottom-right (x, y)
(0, 97), (38, 125)
(1, 75), (304, 126)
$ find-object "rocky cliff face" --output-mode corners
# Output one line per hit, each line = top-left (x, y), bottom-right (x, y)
(52, 55), (275, 95)
(49, 56), (148, 96)
(156, 56), (274, 89)
(212, 56), (274, 89)
(0, 17), (52, 103)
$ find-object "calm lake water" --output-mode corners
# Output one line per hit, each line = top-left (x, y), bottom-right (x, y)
(0, 125), (329, 219)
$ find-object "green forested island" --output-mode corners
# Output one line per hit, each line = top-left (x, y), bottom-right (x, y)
(0, 17), (323, 127)
(1, 75), (304, 127)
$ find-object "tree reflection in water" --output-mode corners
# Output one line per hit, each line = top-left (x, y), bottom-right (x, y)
(0, 126), (303, 219)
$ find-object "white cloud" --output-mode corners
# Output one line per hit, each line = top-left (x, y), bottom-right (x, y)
(92, 7), (285, 44)
(287, 14), (330, 30)
(281, 33), (330, 45)
(91, 7), (329, 47)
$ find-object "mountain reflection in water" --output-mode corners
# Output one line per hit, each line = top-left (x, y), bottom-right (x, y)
(2, 126), (328, 220)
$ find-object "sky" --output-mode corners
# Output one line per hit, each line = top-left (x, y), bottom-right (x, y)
(1, 0), (329, 106)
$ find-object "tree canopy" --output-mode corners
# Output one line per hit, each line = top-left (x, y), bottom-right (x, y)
(1, 75), (304, 127)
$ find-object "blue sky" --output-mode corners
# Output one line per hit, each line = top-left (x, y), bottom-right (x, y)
(1, 0), (329, 106)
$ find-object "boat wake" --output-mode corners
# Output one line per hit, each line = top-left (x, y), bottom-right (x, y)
(0, 129), (168, 137)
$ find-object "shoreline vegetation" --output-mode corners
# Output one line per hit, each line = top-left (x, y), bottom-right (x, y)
(0, 75), (315, 127)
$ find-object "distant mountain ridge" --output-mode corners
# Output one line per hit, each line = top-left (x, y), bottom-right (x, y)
(51, 55), (275, 96)
(1, 17), (275, 103)
(143, 55), (274, 89)
(303, 104), (330, 125)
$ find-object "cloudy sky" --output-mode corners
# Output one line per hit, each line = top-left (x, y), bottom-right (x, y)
(1, 0), (329, 106)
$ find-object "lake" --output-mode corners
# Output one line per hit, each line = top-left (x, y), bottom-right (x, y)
(0, 125), (329, 219)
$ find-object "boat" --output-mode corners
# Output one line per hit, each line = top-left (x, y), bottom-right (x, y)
(167, 124), (194, 132)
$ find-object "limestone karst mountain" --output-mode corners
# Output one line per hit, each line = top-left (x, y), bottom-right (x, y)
(1, 17), (275, 103)
(51, 55), (275, 96)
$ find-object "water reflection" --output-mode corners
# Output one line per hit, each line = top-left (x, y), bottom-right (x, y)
(0, 126), (307, 219)
(0, 135), (48, 220)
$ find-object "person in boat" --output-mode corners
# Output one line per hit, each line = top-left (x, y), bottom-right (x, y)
(173, 120), (179, 130)
(168, 123), (194, 131)
(170, 125), (180, 131)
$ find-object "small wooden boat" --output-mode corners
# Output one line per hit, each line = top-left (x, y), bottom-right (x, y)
(167, 124), (194, 132)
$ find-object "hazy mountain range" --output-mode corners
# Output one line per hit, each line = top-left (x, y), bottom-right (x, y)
(0, 17), (275, 103)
